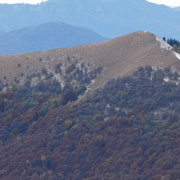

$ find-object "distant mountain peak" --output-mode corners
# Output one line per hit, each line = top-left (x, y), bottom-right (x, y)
(0, 0), (180, 39)
(0, 22), (107, 55)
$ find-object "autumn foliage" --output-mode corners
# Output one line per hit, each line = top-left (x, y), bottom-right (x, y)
(0, 66), (179, 180)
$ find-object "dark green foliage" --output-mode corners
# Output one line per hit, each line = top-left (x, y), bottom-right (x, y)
(54, 63), (62, 74)
(167, 38), (180, 47)
(164, 37), (180, 53)
(61, 87), (77, 105)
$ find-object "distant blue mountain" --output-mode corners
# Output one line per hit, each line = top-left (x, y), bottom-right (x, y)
(0, 22), (107, 55)
(0, 0), (180, 39)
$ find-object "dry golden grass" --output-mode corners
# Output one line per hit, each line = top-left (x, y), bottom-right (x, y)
(0, 31), (180, 91)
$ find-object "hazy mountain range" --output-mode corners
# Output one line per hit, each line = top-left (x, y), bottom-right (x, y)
(0, 22), (106, 55)
(0, 0), (180, 39)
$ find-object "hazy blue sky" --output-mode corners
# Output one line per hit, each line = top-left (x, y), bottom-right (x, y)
(0, 0), (47, 4)
(0, 0), (180, 7)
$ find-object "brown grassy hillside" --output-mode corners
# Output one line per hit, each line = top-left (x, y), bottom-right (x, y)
(0, 31), (180, 92)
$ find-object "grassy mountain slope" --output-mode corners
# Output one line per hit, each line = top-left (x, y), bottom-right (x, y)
(0, 31), (180, 92)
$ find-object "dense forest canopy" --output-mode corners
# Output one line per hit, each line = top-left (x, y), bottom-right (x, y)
(0, 64), (179, 180)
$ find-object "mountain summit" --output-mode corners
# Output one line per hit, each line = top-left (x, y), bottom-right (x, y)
(0, 22), (106, 55)
(0, 31), (180, 92)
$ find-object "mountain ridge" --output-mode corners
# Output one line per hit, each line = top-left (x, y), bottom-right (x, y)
(0, 22), (107, 55)
(0, 31), (180, 93)
(0, 0), (180, 39)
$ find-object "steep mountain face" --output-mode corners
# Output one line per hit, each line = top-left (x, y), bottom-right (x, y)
(0, 22), (107, 55)
(0, 0), (180, 39)
(0, 31), (180, 92)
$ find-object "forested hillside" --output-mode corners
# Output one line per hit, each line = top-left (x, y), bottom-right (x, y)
(0, 66), (179, 180)
(1, 0), (180, 179)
